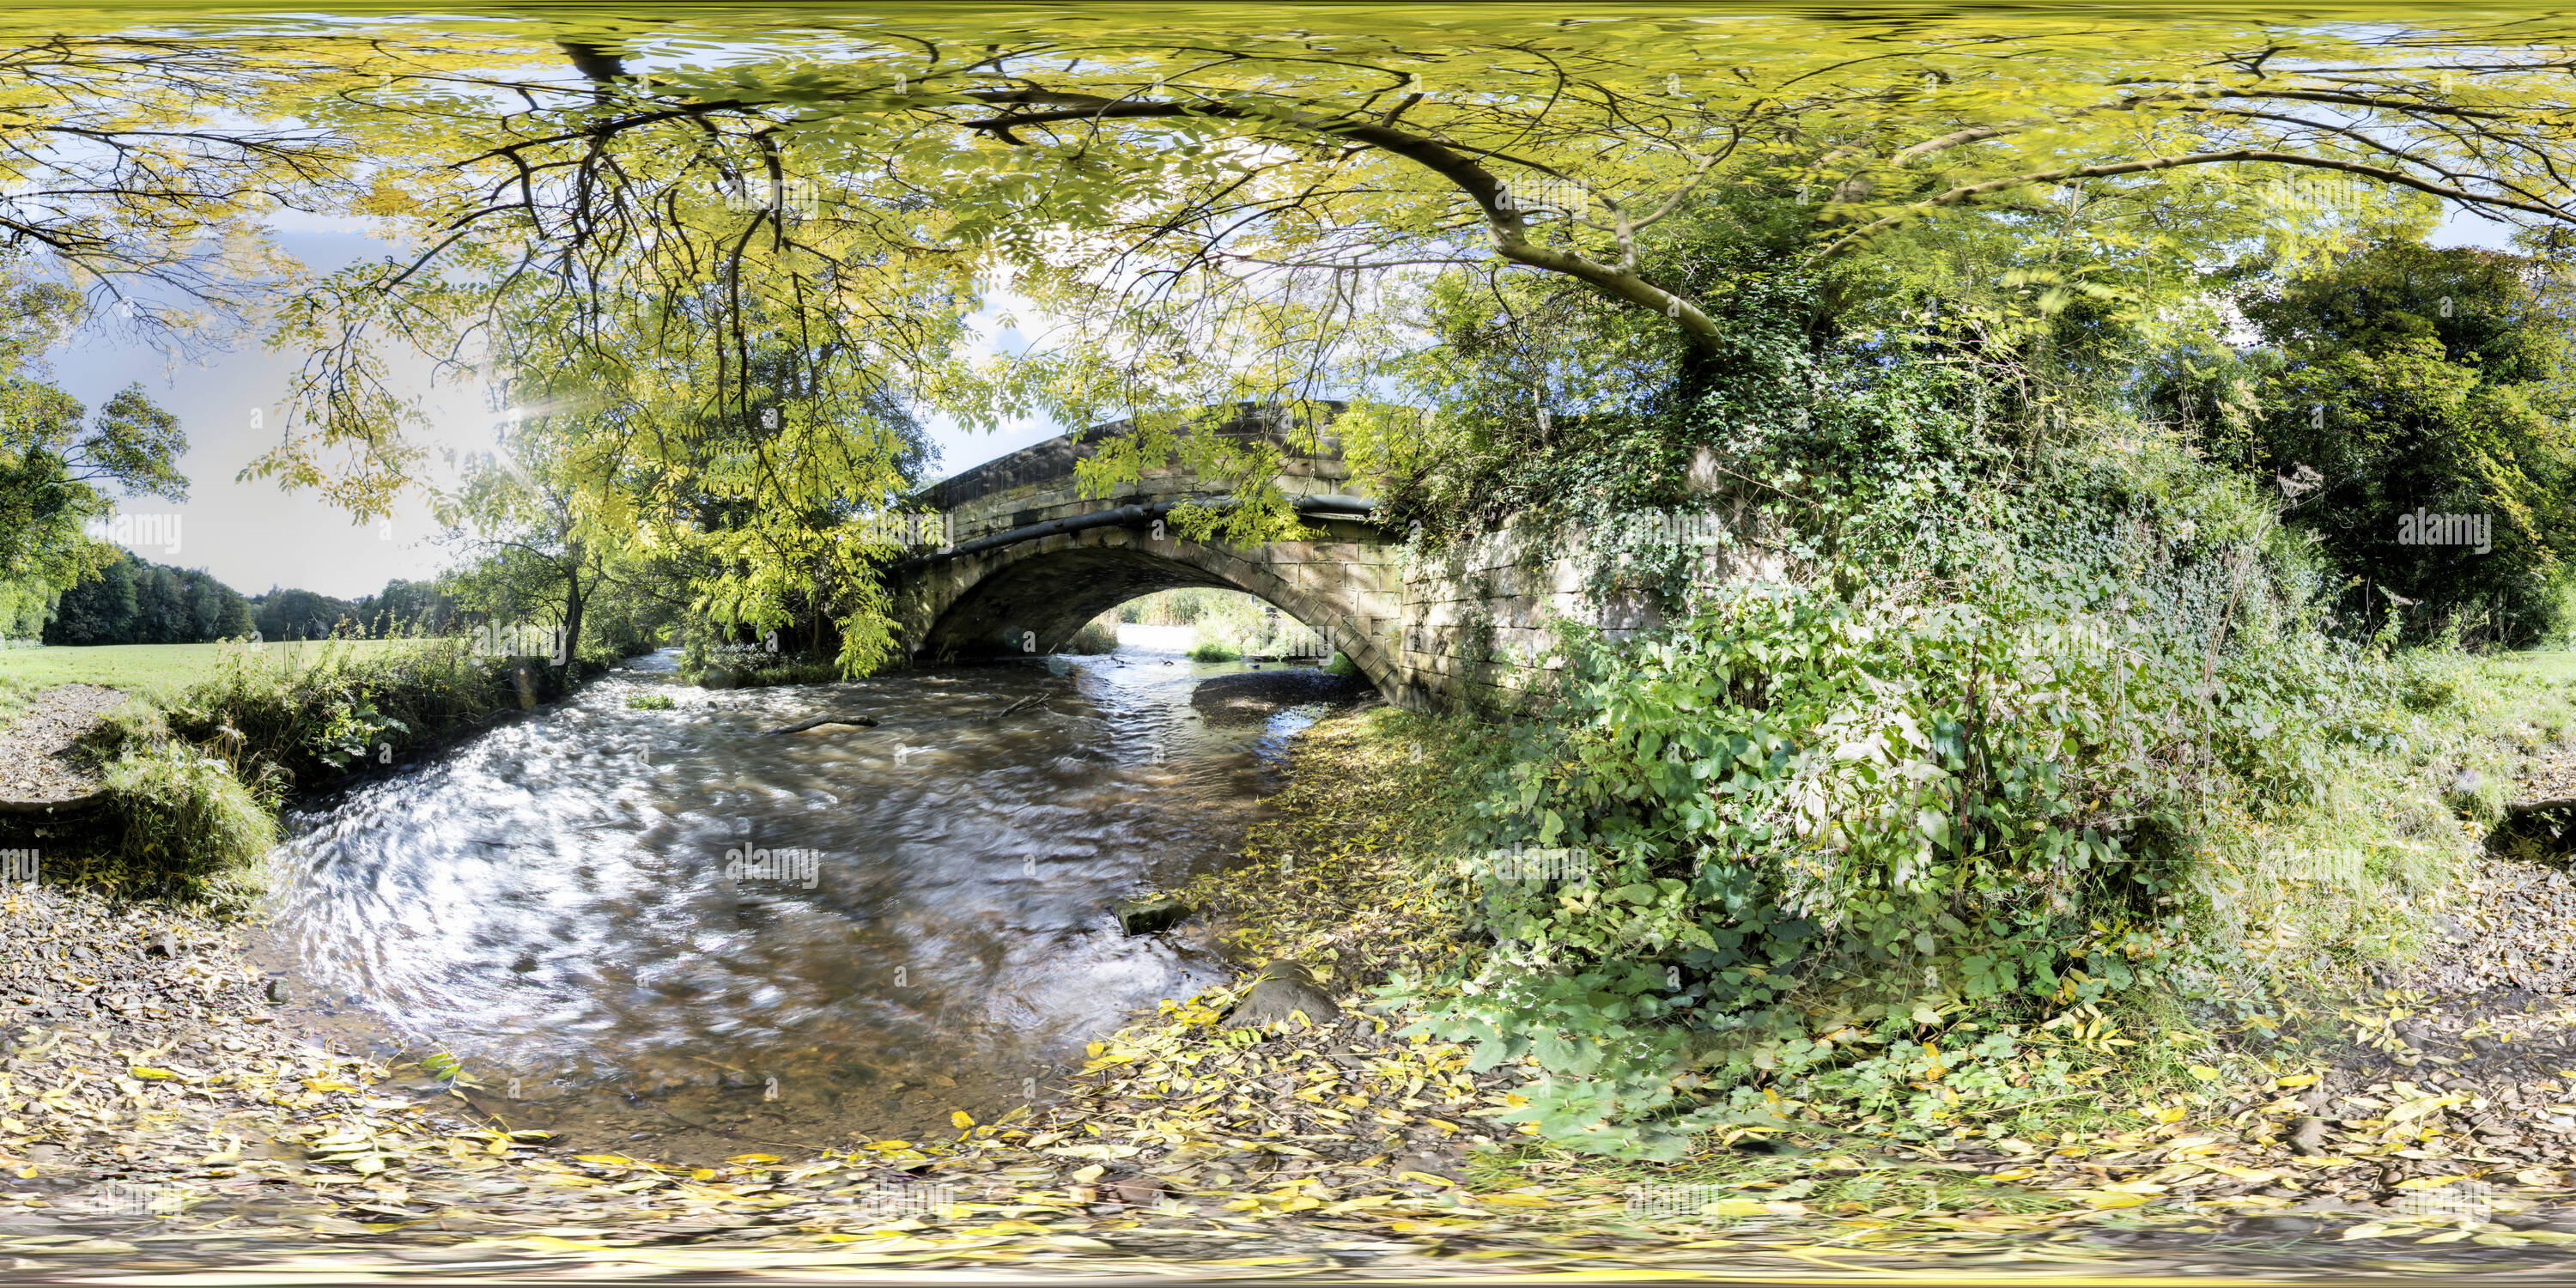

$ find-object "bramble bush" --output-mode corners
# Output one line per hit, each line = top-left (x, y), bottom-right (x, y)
(1397, 443), (2561, 1157)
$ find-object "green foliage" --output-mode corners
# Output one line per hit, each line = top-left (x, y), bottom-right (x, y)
(99, 739), (276, 890)
(117, 638), (518, 795)
(1397, 420), (2568, 1157)
(42, 552), (252, 647)
(0, 275), (191, 629)
(1063, 615), (1121, 655)
(623, 691), (675, 710)
(1188, 641), (1241, 663)
(2189, 240), (2576, 646)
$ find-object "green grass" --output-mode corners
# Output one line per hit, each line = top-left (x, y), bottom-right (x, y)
(0, 640), (436, 698)
(2507, 649), (2576, 679)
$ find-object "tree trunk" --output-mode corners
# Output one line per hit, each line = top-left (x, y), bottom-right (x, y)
(557, 550), (587, 696)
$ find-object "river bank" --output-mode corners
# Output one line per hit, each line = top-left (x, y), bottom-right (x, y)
(12, 693), (2576, 1279)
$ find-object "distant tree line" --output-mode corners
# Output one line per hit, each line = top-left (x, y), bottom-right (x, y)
(32, 554), (468, 647)
(42, 552), (252, 645)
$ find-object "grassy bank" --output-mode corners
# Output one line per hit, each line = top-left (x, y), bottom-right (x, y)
(0, 638), (440, 695)
(12, 638), (555, 906)
(1016, 678), (2576, 1247)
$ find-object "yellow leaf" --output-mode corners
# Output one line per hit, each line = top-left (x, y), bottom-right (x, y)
(951, 1110), (976, 1130)
(2079, 1191), (2153, 1209)
(725, 1153), (781, 1165)
(2387, 1096), (2461, 1123)
(128, 1066), (178, 1081)
(2275, 1074), (2318, 1088)
(2342, 1222), (2392, 1241)
(1395, 1170), (1454, 1187)
(2187, 1065), (2221, 1082)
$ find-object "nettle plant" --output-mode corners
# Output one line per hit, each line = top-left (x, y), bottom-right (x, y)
(1402, 516), (2358, 1156)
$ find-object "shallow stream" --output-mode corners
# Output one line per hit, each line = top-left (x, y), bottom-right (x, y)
(247, 625), (1332, 1157)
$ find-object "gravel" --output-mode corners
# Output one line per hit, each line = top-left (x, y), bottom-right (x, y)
(0, 685), (125, 805)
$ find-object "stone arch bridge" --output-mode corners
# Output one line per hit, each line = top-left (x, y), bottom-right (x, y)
(886, 404), (1752, 712)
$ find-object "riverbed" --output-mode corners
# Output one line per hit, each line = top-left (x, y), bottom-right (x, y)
(245, 625), (1348, 1157)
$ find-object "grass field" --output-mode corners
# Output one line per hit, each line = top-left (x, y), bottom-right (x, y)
(0, 640), (443, 727)
(2507, 650), (2576, 679)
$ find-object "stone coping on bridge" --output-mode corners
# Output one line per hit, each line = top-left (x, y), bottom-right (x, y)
(918, 403), (1356, 544)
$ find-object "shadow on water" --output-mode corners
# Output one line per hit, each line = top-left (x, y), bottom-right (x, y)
(246, 624), (1343, 1160)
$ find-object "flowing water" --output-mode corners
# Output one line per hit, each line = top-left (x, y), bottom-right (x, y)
(248, 626), (1340, 1159)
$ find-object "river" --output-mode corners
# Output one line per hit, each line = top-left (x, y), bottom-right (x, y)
(247, 625), (1337, 1158)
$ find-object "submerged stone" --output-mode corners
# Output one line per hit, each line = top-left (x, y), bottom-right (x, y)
(1115, 896), (1191, 936)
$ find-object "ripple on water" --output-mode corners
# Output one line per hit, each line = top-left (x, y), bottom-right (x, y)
(251, 632), (1343, 1157)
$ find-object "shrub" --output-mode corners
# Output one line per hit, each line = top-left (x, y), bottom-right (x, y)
(1188, 641), (1241, 662)
(624, 691), (677, 710)
(1064, 615), (1121, 654)
(115, 638), (518, 794)
(1397, 438), (2563, 1157)
(100, 740), (276, 890)
(1322, 650), (1359, 677)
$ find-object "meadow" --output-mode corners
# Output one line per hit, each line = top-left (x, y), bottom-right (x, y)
(0, 639), (438, 726)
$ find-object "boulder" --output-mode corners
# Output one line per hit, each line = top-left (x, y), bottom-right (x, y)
(1115, 896), (1191, 936)
(1221, 958), (1342, 1030)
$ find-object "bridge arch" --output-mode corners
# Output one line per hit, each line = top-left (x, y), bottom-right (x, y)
(881, 402), (1732, 714)
(896, 519), (1403, 702)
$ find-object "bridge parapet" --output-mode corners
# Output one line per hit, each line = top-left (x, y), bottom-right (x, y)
(919, 403), (1356, 546)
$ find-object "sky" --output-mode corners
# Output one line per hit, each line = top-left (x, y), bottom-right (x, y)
(39, 201), (2524, 602)
(40, 227), (1058, 600)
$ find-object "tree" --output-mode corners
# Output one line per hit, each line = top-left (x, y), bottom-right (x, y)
(133, 563), (185, 643)
(0, 272), (190, 617)
(253, 587), (350, 641)
(2217, 240), (2576, 644)
(42, 553), (134, 645)
(182, 571), (226, 640)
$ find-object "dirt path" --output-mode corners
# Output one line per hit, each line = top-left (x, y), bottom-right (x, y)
(0, 685), (125, 805)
